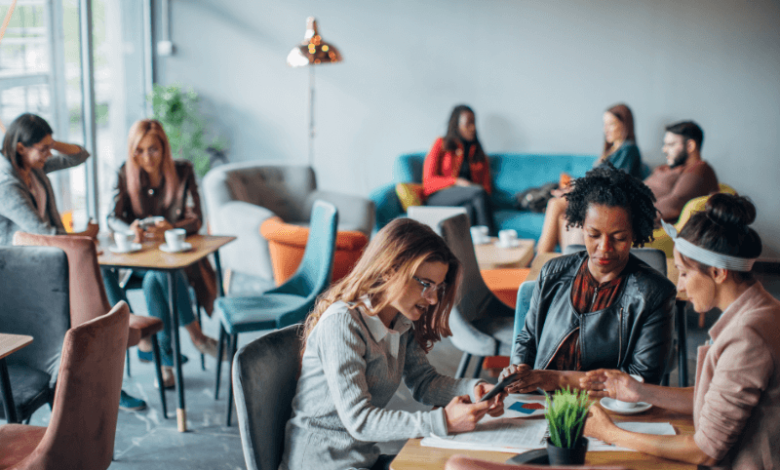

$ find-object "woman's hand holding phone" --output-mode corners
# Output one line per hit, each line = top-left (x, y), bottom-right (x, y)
(474, 382), (507, 417)
(443, 395), (493, 434)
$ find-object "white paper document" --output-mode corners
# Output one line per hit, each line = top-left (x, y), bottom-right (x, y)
(420, 419), (675, 454)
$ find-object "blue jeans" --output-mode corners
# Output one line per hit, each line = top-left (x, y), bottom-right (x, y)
(102, 267), (196, 358)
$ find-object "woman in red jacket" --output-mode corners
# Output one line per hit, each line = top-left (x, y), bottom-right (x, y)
(423, 105), (495, 235)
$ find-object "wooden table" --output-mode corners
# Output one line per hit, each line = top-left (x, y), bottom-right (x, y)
(526, 253), (690, 386)
(98, 234), (235, 432)
(474, 238), (535, 270)
(0, 333), (33, 423)
(391, 403), (696, 470)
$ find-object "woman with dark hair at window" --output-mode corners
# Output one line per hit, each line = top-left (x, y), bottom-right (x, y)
(537, 103), (645, 253)
(582, 193), (780, 469)
(0, 113), (97, 245)
(423, 105), (496, 234)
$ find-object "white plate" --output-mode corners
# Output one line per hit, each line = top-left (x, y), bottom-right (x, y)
(109, 243), (142, 254)
(495, 239), (521, 248)
(600, 397), (652, 415)
(159, 242), (193, 253)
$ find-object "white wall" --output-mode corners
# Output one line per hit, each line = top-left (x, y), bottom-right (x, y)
(156, 0), (780, 254)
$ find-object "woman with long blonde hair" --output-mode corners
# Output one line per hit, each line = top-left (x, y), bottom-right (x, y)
(280, 218), (506, 470)
(102, 119), (219, 390)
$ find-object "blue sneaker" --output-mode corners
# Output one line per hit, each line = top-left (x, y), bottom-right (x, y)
(137, 348), (188, 367)
(119, 390), (147, 411)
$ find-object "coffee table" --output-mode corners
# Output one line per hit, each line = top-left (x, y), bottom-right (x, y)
(474, 238), (535, 270)
(98, 234), (235, 432)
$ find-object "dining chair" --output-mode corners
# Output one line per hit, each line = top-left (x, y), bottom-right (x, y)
(0, 246), (69, 424)
(12, 232), (168, 417)
(445, 455), (627, 470)
(0, 301), (130, 470)
(214, 200), (338, 425)
(232, 324), (303, 470)
(438, 213), (515, 379)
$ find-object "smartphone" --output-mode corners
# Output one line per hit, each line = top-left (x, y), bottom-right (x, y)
(479, 372), (518, 403)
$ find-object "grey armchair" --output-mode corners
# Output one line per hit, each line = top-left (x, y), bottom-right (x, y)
(439, 214), (515, 379)
(232, 324), (302, 470)
(202, 161), (375, 293)
(0, 246), (70, 423)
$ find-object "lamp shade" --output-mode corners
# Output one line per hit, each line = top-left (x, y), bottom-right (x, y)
(286, 17), (343, 67)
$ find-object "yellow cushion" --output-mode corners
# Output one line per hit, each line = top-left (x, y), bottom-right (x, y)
(395, 183), (425, 211)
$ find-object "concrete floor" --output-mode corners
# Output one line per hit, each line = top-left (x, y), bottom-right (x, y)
(20, 289), (712, 469)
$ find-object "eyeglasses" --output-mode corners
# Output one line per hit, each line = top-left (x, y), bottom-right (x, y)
(412, 276), (446, 299)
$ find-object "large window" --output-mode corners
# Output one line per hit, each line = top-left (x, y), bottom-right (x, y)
(0, 0), (148, 230)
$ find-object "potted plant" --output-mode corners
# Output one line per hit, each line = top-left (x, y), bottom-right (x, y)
(544, 387), (592, 465)
(148, 84), (227, 179)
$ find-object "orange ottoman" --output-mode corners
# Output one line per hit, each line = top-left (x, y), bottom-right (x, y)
(260, 216), (369, 286)
(480, 268), (530, 309)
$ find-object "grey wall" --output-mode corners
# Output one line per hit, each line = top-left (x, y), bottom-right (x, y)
(155, 0), (780, 254)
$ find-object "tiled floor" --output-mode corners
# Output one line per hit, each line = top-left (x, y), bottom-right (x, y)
(18, 289), (713, 469)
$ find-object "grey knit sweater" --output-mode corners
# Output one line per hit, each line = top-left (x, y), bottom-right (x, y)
(279, 301), (481, 470)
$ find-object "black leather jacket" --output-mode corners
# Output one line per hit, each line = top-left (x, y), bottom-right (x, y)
(511, 252), (676, 385)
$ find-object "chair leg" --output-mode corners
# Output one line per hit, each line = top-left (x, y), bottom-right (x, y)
(226, 334), (238, 427)
(197, 301), (205, 371)
(215, 324), (226, 400)
(471, 356), (484, 379)
(150, 334), (168, 419)
(125, 349), (131, 377)
(456, 353), (472, 379)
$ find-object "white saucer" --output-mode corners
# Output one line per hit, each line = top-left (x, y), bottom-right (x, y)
(600, 397), (652, 415)
(495, 239), (521, 248)
(109, 243), (142, 254)
(159, 242), (193, 253)
(473, 238), (492, 245)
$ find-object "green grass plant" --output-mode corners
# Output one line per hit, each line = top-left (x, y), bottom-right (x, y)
(544, 387), (592, 449)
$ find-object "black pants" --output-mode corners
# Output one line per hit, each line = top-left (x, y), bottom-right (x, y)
(426, 185), (496, 235)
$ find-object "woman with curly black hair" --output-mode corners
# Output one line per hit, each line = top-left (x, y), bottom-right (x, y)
(499, 164), (676, 392)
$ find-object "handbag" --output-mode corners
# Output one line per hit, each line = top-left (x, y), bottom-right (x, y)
(514, 182), (559, 213)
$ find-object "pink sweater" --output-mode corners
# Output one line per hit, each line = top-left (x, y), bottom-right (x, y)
(693, 282), (780, 469)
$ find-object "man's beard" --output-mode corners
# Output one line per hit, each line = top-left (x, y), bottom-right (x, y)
(668, 147), (689, 169)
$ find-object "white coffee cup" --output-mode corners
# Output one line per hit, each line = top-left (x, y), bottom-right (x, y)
(164, 228), (187, 251)
(498, 229), (518, 247)
(470, 226), (489, 244)
(613, 374), (645, 410)
(114, 231), (134, 252)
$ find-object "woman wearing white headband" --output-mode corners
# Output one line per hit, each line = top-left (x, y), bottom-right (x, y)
(581, 193), (780, 469)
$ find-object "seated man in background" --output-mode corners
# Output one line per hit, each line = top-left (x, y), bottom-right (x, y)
(644, 121), (719, 223)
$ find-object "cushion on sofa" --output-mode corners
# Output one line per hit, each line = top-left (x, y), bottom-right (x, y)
(395, 183), (425, 211)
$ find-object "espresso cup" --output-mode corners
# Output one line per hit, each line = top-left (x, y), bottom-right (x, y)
(498, 229), (518, 247)
(613, 374), (644, 410)
(164, 228), (187, 251)
(470, 225), (489, 244)
(114, 231), (134, 251)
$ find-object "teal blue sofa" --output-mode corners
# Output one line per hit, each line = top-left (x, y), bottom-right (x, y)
(369, 153), (598, 241)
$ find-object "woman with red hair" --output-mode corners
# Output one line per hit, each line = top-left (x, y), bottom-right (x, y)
(102, 119), (219, 388)
(536, 103), (644, 253)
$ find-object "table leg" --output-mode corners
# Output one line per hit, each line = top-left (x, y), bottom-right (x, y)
(214, 251), (226, 297)
(676, 300), (688, 387)
(0, 358), (18, 423)
(168, 271), (187, 432)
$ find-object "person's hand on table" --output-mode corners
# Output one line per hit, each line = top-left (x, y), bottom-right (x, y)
(143, 219), (174, 239)
(129, 220), (145, 243)
(444, 395), (493, 433)
(580, 369), (642, 402)
(473, 382), (506, 417)
(583, 404), (619, 444)
(498, 364), (558, 394)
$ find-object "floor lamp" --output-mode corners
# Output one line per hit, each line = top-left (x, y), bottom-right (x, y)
(287, 17), (343, 167)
